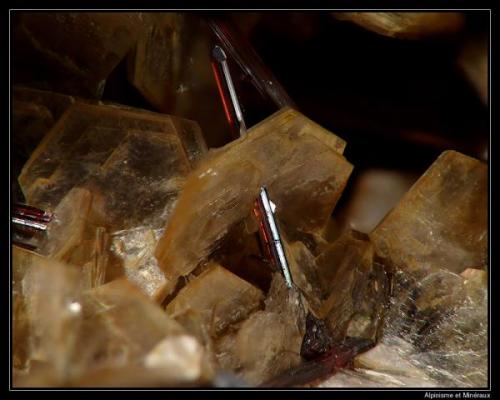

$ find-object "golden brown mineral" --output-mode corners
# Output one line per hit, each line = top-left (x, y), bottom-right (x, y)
(20, 102), (206, 230)
(127, 14), (185, 112)
(332, 12), (465, 40)
(34, 187), (108, 288)
(288, 230), (389, 344)
(13, 247), (86, 381)
(370, 150), (487, 276)
(13, 264), (209, 387)
(166, 263), (264, 338)
(458, 34), (488, 105)
(213, 273), (306, 386)
(155, 107), (352, 297)
(13, 13), (147, 97)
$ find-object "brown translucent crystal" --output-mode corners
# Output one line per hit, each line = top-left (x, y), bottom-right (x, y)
(166, 263), (264, 338)
(332, 12), (465, 39)
(20, 102), (206, 230)
(287, 230), (389, 343)
(370, 150), (487, 276)
(127, 14), (185, 112)
(13, 256), (207, 387)
(12, 101), (54, 159)
(155, 107), (352, 292)
(13, 86), (77, 121)
(128, 14), (231, 148)
(36, 187), (108, 288)
(458, 34), (488, 105)
(47, 278), (188, 384)
(220, 273), (305, 385)
(12, 246), (39, 370)
(13, 13), (147, 97)
(169, 16), (233, 149)
(14, 248), (85, 381)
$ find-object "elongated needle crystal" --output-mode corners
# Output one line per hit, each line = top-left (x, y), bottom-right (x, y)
(211, 45), (293, 288)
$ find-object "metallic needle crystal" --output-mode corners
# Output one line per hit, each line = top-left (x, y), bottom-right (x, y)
(211, 44), (293, 288)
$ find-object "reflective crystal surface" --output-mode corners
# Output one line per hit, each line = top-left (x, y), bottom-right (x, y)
(166, 263), (264, 338)
(37, 187), (108, 288)
(108, 227), (168, 301)
(342, 267), (488, 387)
(14, 13), (147, 97)
(370, 150), (487, 276)
(20, 102), (206, 231)
(219, 274), (306, 385)
(155, 107), (352, 294)
(127, 14), (185, 112)
(288, 230), (389, 343)
(331, 12), (465, 39)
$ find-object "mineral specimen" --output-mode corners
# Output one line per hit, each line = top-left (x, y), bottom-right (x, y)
(20, 102), (206, 231)
(13, 13), (147, 97)
(13, 247), (86, 380)
(127, 14), (185, 112)
(458, 33), (488, 105)
(288, 230), (389, 343)
(370, 150), (487, 276)
(11, 87), (78, 202)
(108, 227), (168, 301)
(331, 12), (465, 40)
(155, 107), (352, 295)
(346, 266), (488, 387)
(37, 187), (108, 289)
(317, 367), (437, 388)
(13, 262), (207, 387)
(230, 274), (306, 385)
(13, 86), (77, 122)
(166, 263), (264, 338)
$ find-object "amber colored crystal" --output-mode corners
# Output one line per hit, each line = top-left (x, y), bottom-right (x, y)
(12, 86), (77, 160)
(332, 12), (465, 39)
(287, 230), (389, 344)
(13, 248), (85, 380)
(370, 150), (487, 276)
(166, 263), (264, 338)
(155, 107), (352, 295)
(233, 274), (306, 385)
(20, 102), (206, 230)
(13, 13), (147, 97)
(127, 14), (185, 112)
(458, 34), (488, 105)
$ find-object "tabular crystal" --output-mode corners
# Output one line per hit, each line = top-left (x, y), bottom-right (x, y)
(370, 150), (487, 276)
(155, 107), (352, 296)
(166, 263), (264, 338)
(20, 102), (206, 231)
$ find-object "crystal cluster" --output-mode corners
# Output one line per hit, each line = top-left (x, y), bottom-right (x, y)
(154, 107), (352, 297)
(13, 87), (487, 388)
(19, 102), (206, 221)
(370, 150), (487, 276)
(316, 151), (488, 388)
(13, 13), (148, 97)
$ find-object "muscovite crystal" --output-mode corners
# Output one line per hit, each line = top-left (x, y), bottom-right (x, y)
(166, 263), (264, 338)
(19, 102), (206, 230)
(155, 107), (352, 296)
(370, 150), (487, 276)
